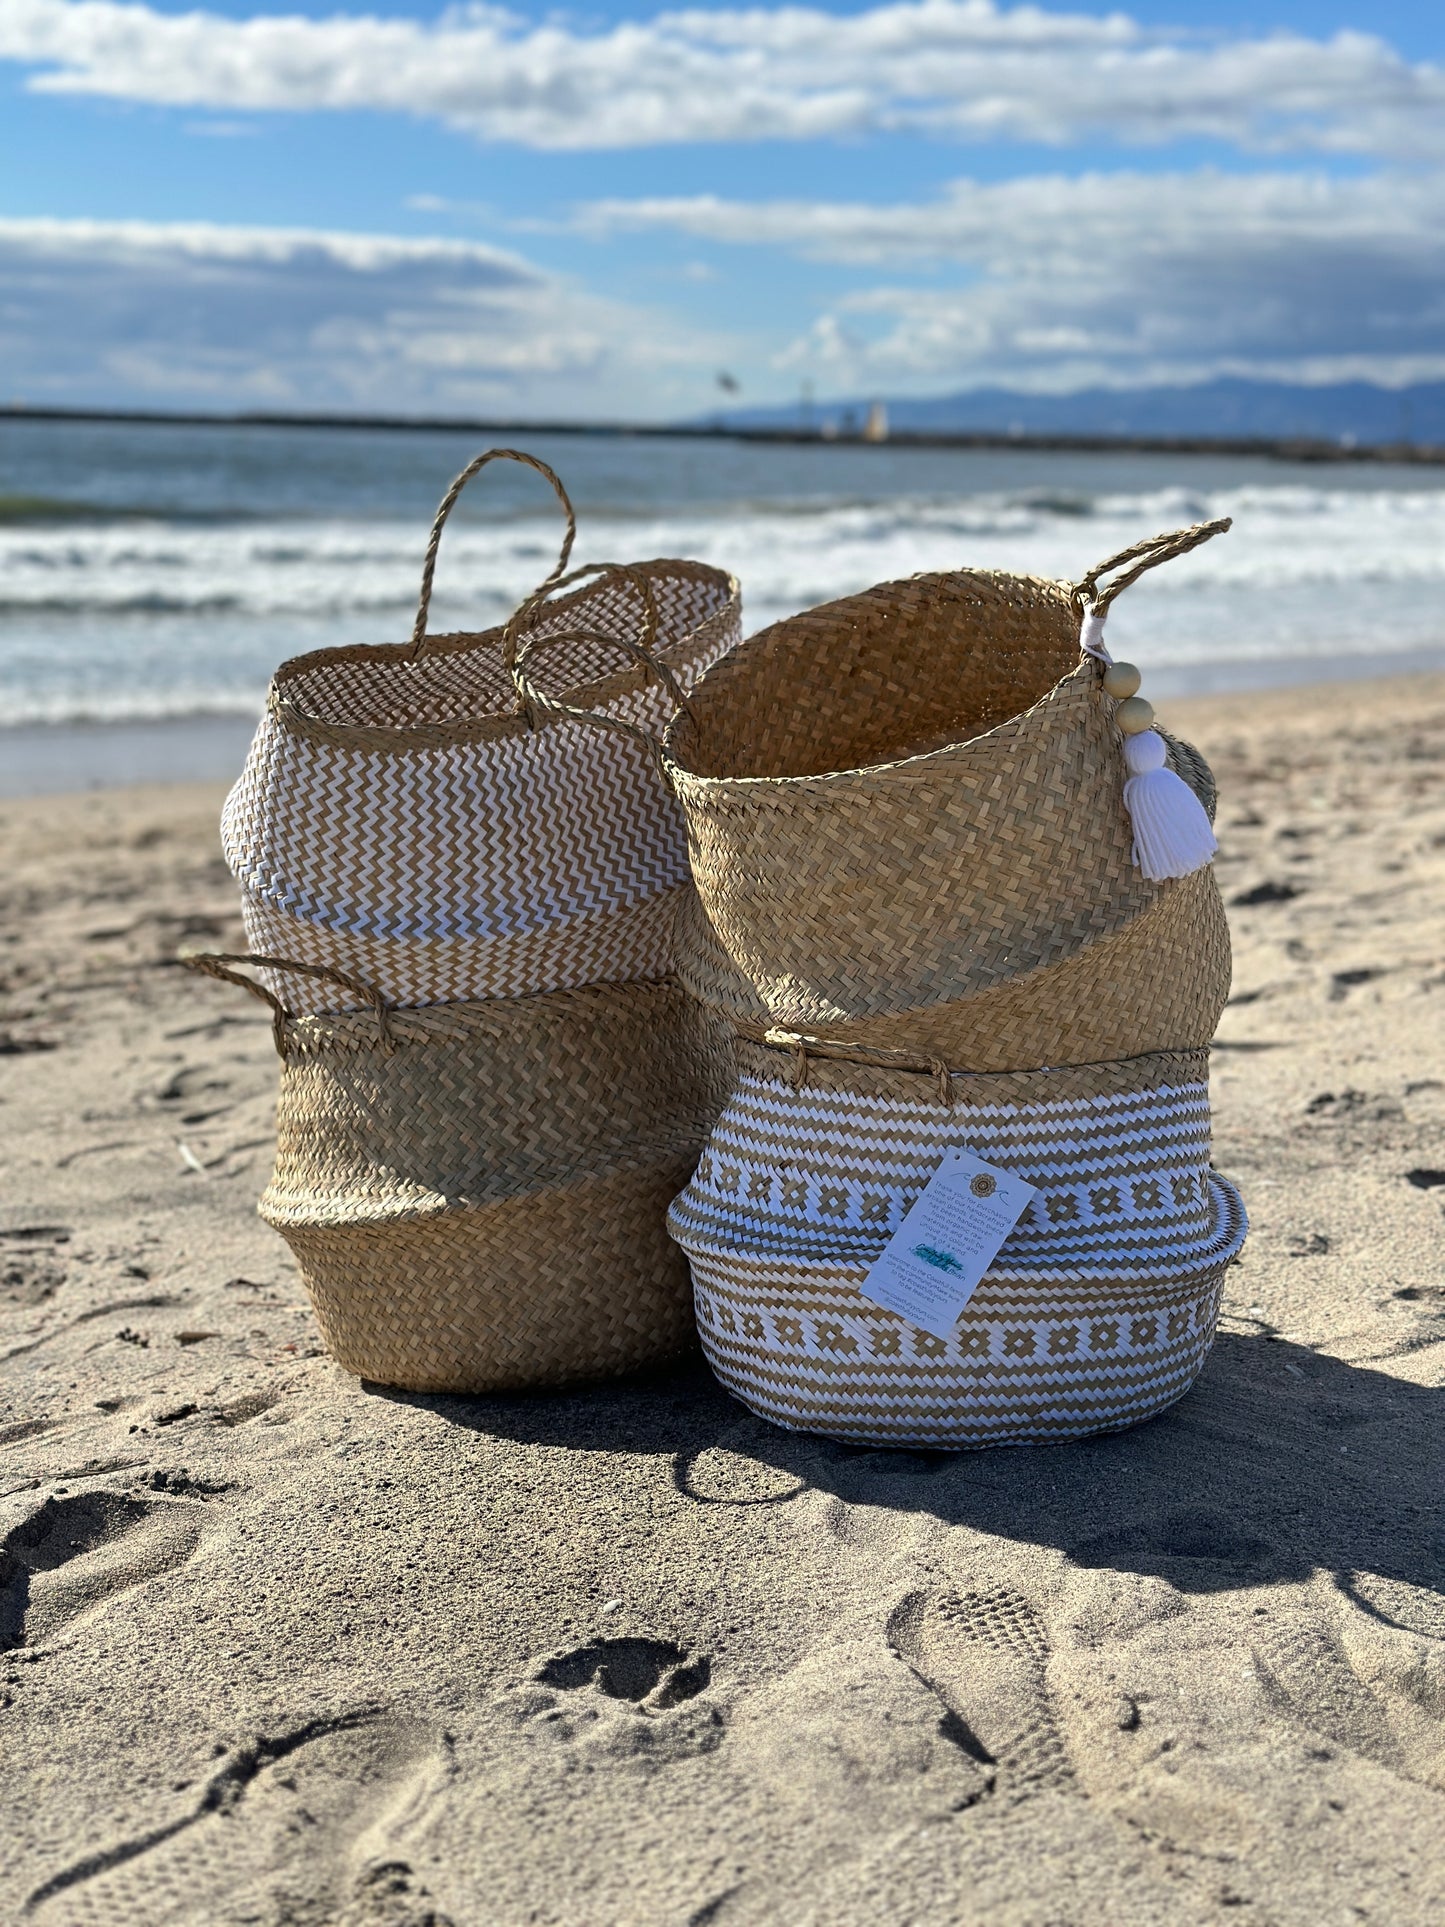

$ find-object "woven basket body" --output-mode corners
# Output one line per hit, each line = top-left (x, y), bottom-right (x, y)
(669, 1044), (1246, 1447)
(663, 551), (1244, 1446)
(664, 570), (1227, 1059)
(224, 560), (739, 1012)
(261, 980), (734, 1392)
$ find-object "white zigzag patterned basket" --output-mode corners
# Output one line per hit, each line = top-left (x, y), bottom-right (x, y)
(668, 1042), (1247, 1448)
(221, 452), (740, 1012)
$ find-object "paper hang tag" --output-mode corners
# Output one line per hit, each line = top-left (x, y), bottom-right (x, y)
(857, 1147), (1036, 1342)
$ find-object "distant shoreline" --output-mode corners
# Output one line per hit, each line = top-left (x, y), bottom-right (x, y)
(4, 402), (1443, 467)
(7, 653), (1445, 799)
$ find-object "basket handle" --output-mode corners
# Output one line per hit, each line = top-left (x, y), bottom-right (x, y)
(507, 562), (695, 756)
(180, 951), (394, 1057)
(1074, 516), (1231, 617)
(408, 448), (576, 661)
(751, 1027), (958, 1109)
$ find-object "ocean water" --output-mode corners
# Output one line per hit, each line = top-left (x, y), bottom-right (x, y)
(3, 416), (1444, 739)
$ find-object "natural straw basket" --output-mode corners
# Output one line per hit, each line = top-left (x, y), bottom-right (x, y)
(222, 450), (739, 1013)
(185, 953), (734, 1392)
(664, 520), (1247, 1446)
(662, 524), (1227, 1065)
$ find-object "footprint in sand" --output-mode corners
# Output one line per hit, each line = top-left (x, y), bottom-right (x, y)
(1252, 1575), (1445, 1792)
(536, 1635), (711, 1706)
(735, 1621), (992, 1833)
(1252, 1599), (1397, 1768)
(0, 1417), (65, 1447)
(1, 1489), (207, 1653)
(520, 1637), (722, 1764)
(210, 1390), (285, 1427)
(25, 1710), (455, 1927)
(2, 1246), (68, 1307)
(1346, 1570), (1445, 1642)
(887, 1586), (1074, 1802)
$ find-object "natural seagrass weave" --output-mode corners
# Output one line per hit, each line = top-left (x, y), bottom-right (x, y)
(222, 449), (740, 1013)
(663, 535), (1227, 1065)
(673, 803), (1230, 1070)
(669, 1038), (1247, 1447)
(186, 954), (734, 1393)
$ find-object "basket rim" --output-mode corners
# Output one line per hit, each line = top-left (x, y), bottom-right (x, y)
(664, 567), (1094, 793)
(266, 558), (740, 752)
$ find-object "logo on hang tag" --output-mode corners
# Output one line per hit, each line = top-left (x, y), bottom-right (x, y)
(857, 1147), (1036, 1341)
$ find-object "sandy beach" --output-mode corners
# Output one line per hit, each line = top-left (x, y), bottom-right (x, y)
(2, 670), (1443, 1926)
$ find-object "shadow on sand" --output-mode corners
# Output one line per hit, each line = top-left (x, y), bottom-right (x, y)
(368, 1330), (1443, 1614)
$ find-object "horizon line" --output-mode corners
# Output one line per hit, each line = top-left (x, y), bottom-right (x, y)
(2, 402), (1443, 467)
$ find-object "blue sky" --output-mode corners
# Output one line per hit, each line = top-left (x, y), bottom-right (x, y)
(2, 0), (1443, 417)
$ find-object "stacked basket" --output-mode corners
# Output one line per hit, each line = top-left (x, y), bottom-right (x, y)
(187, 472), (1248, 1442)
(191, 450), (739, 1393)
(663, 522), (1247, 1446)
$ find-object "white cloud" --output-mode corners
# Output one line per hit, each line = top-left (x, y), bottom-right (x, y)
(0, 217), (727, 413)
(1, 0), (1443, 156)
(578, 168), (1445, 389)
(182, 118), (260, 138)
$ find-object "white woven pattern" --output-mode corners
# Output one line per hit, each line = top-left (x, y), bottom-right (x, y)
(686, 1244), (1228, 1447)
(667, 1049), (1247, 1446)
(669, 1060), (1244, 1280)
(240, 884), (684, 1012)
(219, 572), (738, 1007)
(228, 714), (685, 941)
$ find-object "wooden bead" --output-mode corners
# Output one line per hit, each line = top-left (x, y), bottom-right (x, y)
(1115, 695), (1155, 736)
(1102, 660), (1141, 699)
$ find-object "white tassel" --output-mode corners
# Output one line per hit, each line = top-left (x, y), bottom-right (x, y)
(1122, 729), (1218, 881)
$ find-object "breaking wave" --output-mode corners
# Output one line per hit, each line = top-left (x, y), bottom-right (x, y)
(3, 478), (1444, 726)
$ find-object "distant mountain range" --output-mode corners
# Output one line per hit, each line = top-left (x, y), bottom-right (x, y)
(712, 377), (1445, 446)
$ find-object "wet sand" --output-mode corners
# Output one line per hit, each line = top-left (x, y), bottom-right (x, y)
(2, 671), (1443, 1926)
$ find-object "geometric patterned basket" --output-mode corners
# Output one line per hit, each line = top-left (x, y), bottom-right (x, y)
(670, 1041), (1246, 1446)
(222, 450), (740, 1013)
(663, 522), (1246, 1445)
(186, 954), (735, 1393)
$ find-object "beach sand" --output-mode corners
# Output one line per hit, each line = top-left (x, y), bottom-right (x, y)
(2, 672), (1443, 1926)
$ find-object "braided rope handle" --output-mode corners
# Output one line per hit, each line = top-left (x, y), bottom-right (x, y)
(747, 1026), (1196, 1108)
(1075, 515), (1232, 618)
(756, 1027), (957, 1109)
(408, 449), (576, 660)
(508, 562), (696, 757)
(503, 558), (660, 673)
(180, 952), (394, 1058)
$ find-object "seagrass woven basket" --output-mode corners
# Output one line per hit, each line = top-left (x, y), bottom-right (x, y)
(672, 1041), (1247, 1447)
(663, 531), (1227, 1064)
(222, 450), (739, 1013)
(186, 954), (734, 1392)
(664, 520), (1248, 1446)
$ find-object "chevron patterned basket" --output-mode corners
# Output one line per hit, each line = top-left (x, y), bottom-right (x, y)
(186, 954), (734, 1392)
(664, 520), (1248, 1446)
(222, 450), (740, 1013)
